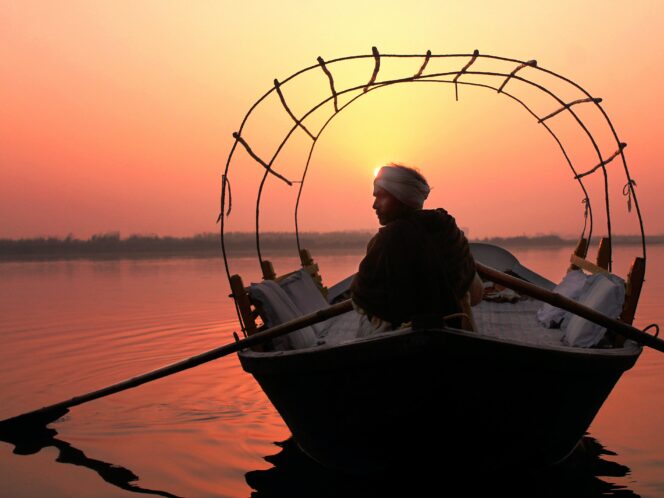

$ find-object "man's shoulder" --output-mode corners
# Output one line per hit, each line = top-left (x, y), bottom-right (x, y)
(416, 208), (450, 220)
(378, 216), (417, 237)
(376, 209), (460, 242)
(407, 208), (456, 230)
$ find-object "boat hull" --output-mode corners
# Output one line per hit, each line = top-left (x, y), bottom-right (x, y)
(239, 328), (640, 474)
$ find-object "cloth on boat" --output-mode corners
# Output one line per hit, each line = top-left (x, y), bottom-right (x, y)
(350, 208), (476, 329)
(316, 308), (363, 344)
(536, 269), (587, 327)
(482, 281), (524, 303)
(248, 280), (318, 350)
(354, 301), (401, 338)
(373, 165), (430, 209)
(278, 269), (330, 315)
(561, 273), (626, 348)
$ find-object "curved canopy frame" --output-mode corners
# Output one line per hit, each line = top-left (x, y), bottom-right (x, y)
(219, 48), (646, 333)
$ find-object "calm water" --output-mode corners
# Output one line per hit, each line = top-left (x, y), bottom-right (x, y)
(0, 246), (662, 497)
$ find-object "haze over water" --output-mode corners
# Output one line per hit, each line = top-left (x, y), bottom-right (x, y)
(0, 245), (662, 497)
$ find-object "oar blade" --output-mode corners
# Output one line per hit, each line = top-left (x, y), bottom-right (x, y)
(0, 406), (68, 454)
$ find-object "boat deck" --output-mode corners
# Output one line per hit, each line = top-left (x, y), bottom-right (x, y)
(304, 297), (639, 355)
(474, 298), (564, 346)
(313, 297), (560, 347)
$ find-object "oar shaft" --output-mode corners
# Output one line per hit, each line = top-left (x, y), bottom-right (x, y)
(0, 299), (353, 427)
(476, 262), (664, 353)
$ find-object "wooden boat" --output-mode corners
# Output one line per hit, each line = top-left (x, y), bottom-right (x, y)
(240, 327), (639, 474)
(218, 50), (651, 474)
(232, 243), (643, 474)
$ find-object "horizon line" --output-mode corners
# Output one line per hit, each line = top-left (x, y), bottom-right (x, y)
(0, 231), (656, 240)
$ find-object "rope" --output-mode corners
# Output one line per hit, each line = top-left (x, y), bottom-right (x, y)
(623, 179), (637, 213)
(232, 132), (293, 185)
(216, 174), (232, 222)
(575, 143), (628, 180)
(538, 97), (602, 123)
(497, 60), (537, 94)
(364, 46), (380, 93)
(317, 56), (338, 112)
(218, 172), (245, 336)
(414, 50), (431, 78)
(274, 79), (315, 140)
(580, 198), (589, 242)
(453, 49), (479, 101)
(643, 323), (660, 338)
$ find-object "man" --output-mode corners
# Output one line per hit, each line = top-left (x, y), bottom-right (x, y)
(351, 164), (482, 336)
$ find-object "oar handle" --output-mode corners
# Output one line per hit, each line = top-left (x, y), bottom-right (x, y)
(476, 262), (664, 353)
(0, 299), (354, 429)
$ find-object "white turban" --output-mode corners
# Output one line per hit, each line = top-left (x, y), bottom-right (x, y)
(373, 165), (430, 209)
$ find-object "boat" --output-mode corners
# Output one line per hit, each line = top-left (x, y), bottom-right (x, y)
(219, 49), (652, 474)
(234, 243), (642, 474)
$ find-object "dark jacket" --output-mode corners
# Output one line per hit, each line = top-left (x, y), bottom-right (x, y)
(350, 208), (475, 327)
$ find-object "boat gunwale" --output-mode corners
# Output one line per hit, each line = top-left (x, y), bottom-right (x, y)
(238, 324), (642, 375)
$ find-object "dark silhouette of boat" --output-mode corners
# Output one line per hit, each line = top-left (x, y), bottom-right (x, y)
(246, 435), (640, 497)
(237, 246), (642, 474)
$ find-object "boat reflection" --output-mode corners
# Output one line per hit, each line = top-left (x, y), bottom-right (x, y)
(246, 435), (639, 498)
(0, 424), (182, 498)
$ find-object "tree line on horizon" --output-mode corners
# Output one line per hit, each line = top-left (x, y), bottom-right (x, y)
(0, 231), (658, 261)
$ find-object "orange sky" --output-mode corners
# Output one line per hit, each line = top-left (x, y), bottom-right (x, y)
(1, 1), (663, 239)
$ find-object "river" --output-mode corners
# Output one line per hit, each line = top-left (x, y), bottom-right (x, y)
(0, 245), (662, 497)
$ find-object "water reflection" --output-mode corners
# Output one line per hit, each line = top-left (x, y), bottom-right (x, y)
(0, 423), (182, 498)
(246, 435), (639, 498)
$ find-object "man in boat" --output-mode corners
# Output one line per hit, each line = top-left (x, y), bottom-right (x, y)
(351, 164), (483, 335)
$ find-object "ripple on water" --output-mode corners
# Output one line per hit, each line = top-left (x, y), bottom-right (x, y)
(1, 251), (663, 497)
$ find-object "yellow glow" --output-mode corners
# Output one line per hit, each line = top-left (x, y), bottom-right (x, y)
(373, 167), (382, 177)
(1, 2), (662, 238)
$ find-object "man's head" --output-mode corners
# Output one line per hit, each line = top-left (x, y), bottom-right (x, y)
(373, 164), (430, 225)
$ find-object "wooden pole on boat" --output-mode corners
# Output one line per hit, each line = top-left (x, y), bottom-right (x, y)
(475, 262), (664, 353)
(0, 299), (354, 433)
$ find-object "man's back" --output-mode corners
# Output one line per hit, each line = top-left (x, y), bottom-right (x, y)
(351, 208), (475, 327)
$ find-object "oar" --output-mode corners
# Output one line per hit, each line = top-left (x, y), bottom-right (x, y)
(476, 261), (664, 353)
(0, 299), (354, 434)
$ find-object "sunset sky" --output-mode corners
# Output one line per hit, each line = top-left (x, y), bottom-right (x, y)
(1, 1), (663, 239)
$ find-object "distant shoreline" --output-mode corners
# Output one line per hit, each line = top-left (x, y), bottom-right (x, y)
(0, 232), (656, 262)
